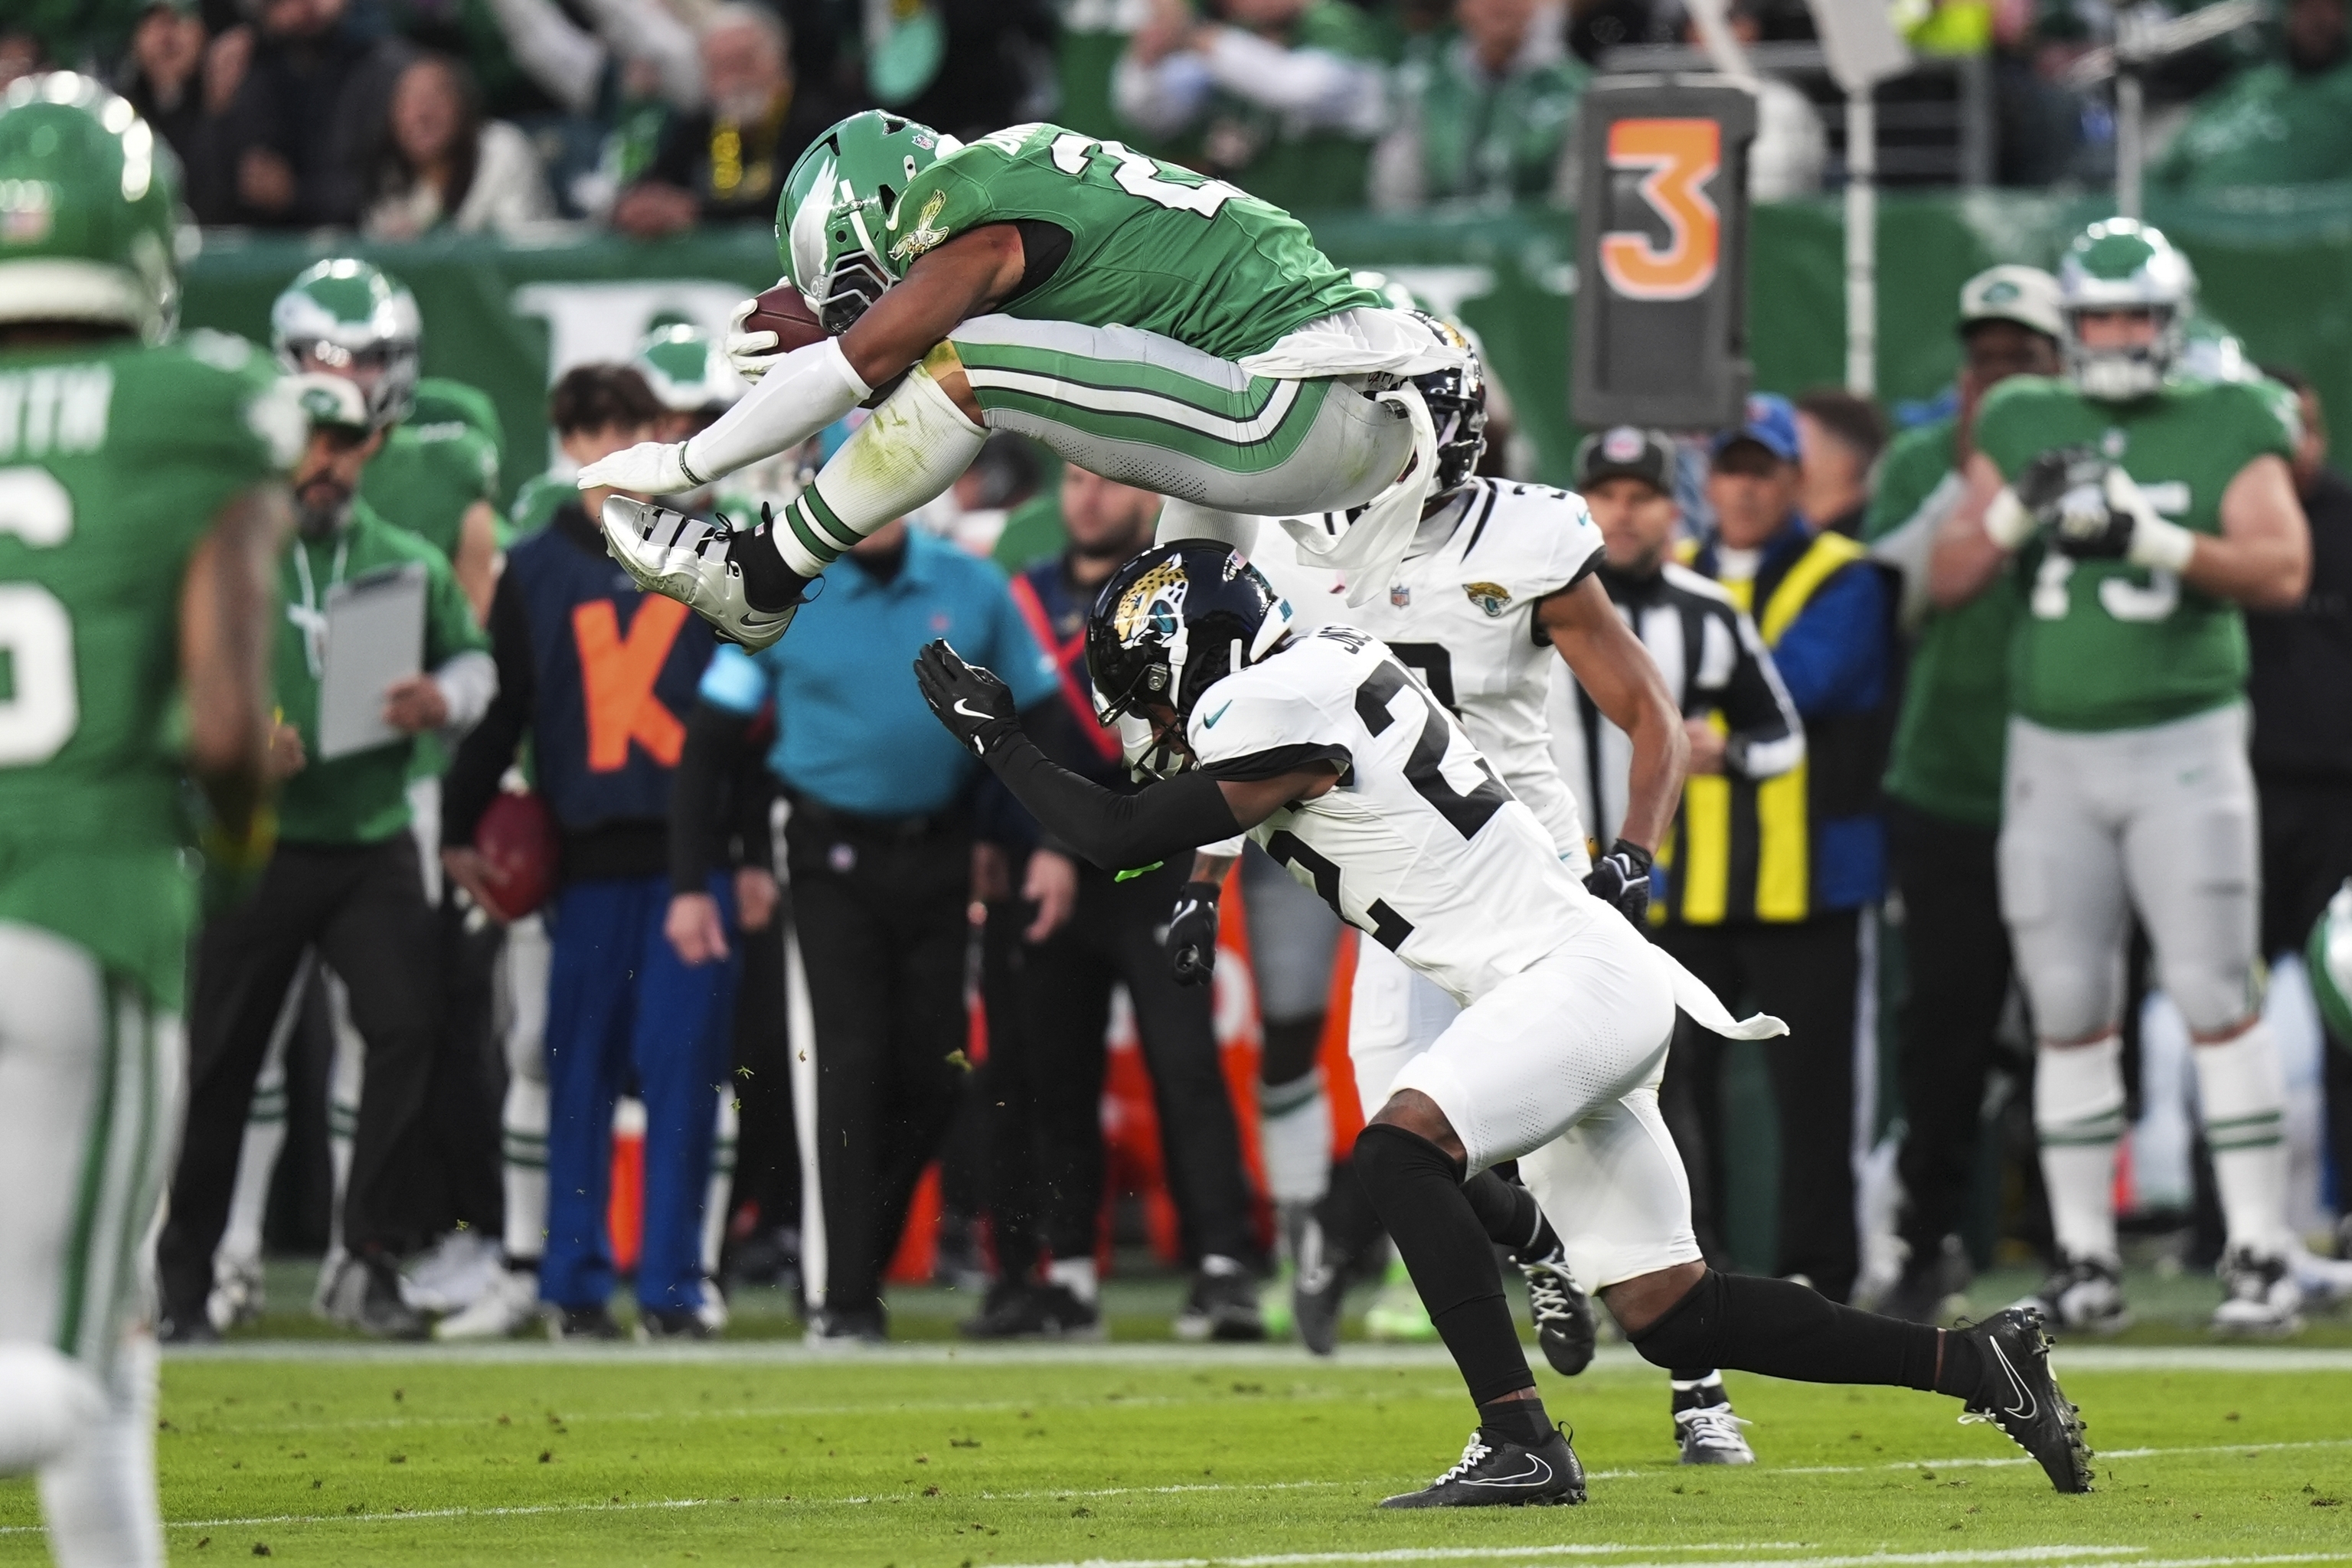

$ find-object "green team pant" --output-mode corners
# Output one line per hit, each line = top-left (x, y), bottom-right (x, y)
(773, 315), (1416, 573)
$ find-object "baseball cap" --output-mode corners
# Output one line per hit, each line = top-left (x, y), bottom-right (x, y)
(1711, 393), (1800, 465)
(1959, 264), (2063, 341)
(1575, 426), (1676, 493)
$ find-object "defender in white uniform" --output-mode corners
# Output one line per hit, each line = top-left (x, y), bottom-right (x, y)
(913, 542), (2095, 1508)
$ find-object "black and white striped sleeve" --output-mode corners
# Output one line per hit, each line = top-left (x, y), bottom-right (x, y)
(1707, 604), (1805, 781)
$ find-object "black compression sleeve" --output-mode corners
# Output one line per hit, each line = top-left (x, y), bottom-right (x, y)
(983, 727), (1243, 871)
(670, 701), (755, 893)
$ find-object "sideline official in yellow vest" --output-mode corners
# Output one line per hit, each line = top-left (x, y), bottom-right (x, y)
(1655, 394), (1896, 1308)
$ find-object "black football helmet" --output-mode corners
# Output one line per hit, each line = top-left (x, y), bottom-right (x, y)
(1087, 541), (1293, 730)
(1410, 312), (1488, 498)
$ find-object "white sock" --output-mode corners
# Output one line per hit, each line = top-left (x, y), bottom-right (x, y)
(324, 1095), (356, 1263)
(220, 1083), (287, 1271)
(703, 1089), (739, 1278)
(0, 1345), (105, 1474)
(38, 1338), (162, 1568)
(1258, 1069), (1331, 1209)
(2193, 1021), (2290, 1258)
(768, 361), (985, 578)
(1047, 1256), (1099, 1305)
(501, 1070), (549, 1263)
(2034, 1035), (2126, 1264)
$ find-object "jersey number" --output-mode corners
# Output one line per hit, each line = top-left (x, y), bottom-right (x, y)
(0, 468), (77, 768)
(1047, 133), (1242, 217)
(1354, 659), (1510, 839)
(1384, 641), (1458, 712)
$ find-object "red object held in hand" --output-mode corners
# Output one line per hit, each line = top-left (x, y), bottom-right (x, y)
(472, 789), (559, 921)
(742, 281), (830, 354)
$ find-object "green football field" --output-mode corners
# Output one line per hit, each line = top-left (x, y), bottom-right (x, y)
(5, 1341), (2350, 1567)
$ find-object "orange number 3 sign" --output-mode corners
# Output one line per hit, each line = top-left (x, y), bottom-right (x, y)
(1599, 118), (1722, 303)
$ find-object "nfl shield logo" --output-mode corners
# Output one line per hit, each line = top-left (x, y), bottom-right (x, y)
(1390, 583), (1411, 608)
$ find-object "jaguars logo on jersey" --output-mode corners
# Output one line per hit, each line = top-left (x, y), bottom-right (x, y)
(1464, 581), (1513, 617)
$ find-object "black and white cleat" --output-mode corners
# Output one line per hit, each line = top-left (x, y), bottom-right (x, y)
(1521, 1256), (1597, 1376)
(1377, 1427), (1587, 1509)
(1952, 1306), (2094, 1493)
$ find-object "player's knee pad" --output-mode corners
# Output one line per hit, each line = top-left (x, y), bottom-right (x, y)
(2163, 959), (2260, 1040)
(1626, 1266), (1730, 1373)
(0, 1345), (106, 1475)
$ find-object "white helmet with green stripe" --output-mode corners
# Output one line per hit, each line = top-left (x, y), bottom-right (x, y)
(0, 73), (181, 341)
(270, 257), (422, 429)
(777, 109), (961, 335)
(2057, 218), (2194, 402)
(636, 323), (742, 414)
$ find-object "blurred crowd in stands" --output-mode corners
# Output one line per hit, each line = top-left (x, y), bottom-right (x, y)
(7, 0), (2351, 244)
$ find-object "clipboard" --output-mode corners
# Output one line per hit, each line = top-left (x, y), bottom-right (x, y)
(317, 562), (427, 760)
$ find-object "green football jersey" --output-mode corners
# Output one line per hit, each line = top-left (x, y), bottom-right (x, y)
(410, 375), (508, 479)
(1973, 374), (2295, 733)
(506, 469), (567, 543)
(360, 417), (500, 564)
(0, 332), (296, 1008)
(275, 498), (488, 848)
(1864, 415), (2020, 827)
(881, 122), (1381, 362)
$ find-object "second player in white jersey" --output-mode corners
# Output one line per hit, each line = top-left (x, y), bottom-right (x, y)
(1246, 478), (1602, 870)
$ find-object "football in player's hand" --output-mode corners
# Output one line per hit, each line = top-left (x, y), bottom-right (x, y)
(472, 789), (560, 922)
(742, 282), (828, 353)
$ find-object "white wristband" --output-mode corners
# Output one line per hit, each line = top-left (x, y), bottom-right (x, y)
(682, 336), (872, 481)
(2127, 511), (2197, 573)
(1984, 485), (2035, 550)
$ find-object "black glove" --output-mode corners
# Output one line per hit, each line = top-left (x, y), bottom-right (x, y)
(1583, 838), (1654, 923)
(1167, 879), (1221, 985)
(913, 639), (1019, 758)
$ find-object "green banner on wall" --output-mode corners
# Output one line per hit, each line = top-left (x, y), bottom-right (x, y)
(180, 184), (2352, 505)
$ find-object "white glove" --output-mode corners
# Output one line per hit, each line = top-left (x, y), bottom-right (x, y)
(725, 295), (784, 383)
(1984, 484), (2037, 550)
(2108, 466), (2196, 573)
(576, 440), (693, 497)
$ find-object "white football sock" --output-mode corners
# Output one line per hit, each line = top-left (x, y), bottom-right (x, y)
(1047, 1256), (1099, 1305)
(766, 360), (985, 578)
(0, 1345), (105, 1474)
(38, 1338), (162, 1568)
(2034, 1035), (2126, 1264)
(220, 1077), (287, 1272)
(2193, 1021), (2290, 1258)
(703, 1088), (739, 1277)
(501, 1068), (550, 1263)
(1258, 1068), (1331, 1209)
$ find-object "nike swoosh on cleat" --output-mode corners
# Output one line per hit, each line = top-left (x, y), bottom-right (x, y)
(1989, 1339), (2037, 1422)
(1464, 1456), (1552, 1488)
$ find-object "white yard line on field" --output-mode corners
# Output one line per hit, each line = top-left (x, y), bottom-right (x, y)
(159, 1342), (2352, 1373)
(986, 1548), (2333, 1568)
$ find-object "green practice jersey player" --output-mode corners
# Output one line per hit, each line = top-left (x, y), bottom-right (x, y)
(583, 110), (1469, 649)
(273, 261), (501, 619)
(0, 74), (293, 1566)
(1931, 220), (2313, 1334)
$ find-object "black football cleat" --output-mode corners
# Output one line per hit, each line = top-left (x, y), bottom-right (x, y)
(1520, 1256), (1597, 1376)
(1377, 1426), (1587, 1509)
(1952, 1306), (2093, 1493)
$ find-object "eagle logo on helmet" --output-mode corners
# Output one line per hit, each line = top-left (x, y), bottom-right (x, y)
(1112, 557), (1189, 645)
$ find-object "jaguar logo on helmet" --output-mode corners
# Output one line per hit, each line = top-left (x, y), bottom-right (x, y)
(1112, 557), (1189, 645)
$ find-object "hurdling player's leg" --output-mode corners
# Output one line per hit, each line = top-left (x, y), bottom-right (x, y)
(1351, 1093), (1551, 1442)
(750, 350), (986, 590)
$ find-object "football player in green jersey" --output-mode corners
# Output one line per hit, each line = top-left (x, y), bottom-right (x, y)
(0, 73), (294, 1567)
(584, 110), (1468, 649)
(1930, 220), (2314, 1334)
(273, 260), (502, 619)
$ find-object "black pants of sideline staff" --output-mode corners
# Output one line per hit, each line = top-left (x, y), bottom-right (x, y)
(984, 856), (1257, 1272)
(1657, 910), (1863, 1303)
(160, 838), (443, 1319)
(1886, 802), (2016, 1270)
(785, 803), (970, 1321)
